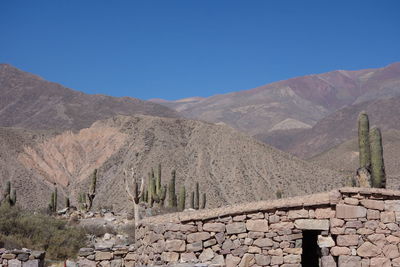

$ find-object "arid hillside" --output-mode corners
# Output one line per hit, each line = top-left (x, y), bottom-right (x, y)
(151, 63), (400, 137)
(257, 96), (400, 159)
(0, 64), (178, 131)
(310, 130), (400, 189)
(1, 115), (346, 211)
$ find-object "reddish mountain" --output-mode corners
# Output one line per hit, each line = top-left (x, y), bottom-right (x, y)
(152, 63), (400, 137)
(0, 64), (179, 130)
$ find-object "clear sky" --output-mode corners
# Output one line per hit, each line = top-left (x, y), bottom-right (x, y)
(1, 1), (399, 100)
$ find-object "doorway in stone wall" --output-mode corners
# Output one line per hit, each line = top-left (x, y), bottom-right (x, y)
(301, 230), (320, 267)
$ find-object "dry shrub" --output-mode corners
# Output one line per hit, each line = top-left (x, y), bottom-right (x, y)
(0, 203), (87, 260)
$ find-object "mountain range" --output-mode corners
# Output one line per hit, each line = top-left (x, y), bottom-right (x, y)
(1, 62), (399, 210)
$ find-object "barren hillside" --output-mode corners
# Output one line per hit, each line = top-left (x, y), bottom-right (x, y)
(2, 115), (347, 211)
(151, 63), (400, 137)
(0, 64), (179, 131)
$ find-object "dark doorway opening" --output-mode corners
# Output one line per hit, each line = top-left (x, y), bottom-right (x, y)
(302, 230), (320, 267)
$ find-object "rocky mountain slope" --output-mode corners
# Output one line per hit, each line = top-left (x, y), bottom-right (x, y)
(1, 115), (346, 211)
(0, 64), (178, 131)
(257, 96), (400, 159)
(152, 62), (400, 137)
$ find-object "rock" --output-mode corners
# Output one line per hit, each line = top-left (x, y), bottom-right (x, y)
(79, 248), (94, 257)
(336, 204), (367, 219)
(367, 209), (380, 220)
(383, 244), (400, 258)
(385, 200), (400, 212)
(225, 254), (241, 267)
(77, 259), (96, 267)
(199, 248), (214, 262)
(314, 235), (333, 248)
(22, 260), (40, 267)
(99, 261), (110, 267)
(336, 235), (359, 246)
(17, 253), (29, 262)
(165, 239), (186, 252)
(180, 252), (198, 263)
(288, 209), (309, 219)
(283, 248), (302, 255)
(387, 235), (400, 244)
(338, 255), (361, 267)
(270, 222), (294, 231)
(30, 251), (45, 259)
(381, 211), (395, 223)
(204, 238), (217, 247)
(187, 232), (211, 243)
(271, 255), (284, 265)
(226, 222), (246, 234)
(344, 198), (359, 205)
(357, 242), (381, 257)
(202, 223), (225, 232)
(370, 257), (391, 267)
(331, 246), (351, 256)
(253, 238), (274, 248)
(360, 199), (384, 210)
(103, 233), (112, 240)
(110, 259), (122, 267)
(315, 208), (335, 219)
(248, 246), (261, 253)
(255, 254), (271, 265)
(368, 234), (386, 248)
(222, 239), (234, 250)
(211, 255), (225, 266)
(239, 253), (255, 267)
(95, 251), (113, 261)
(294, 219), (329, 230)
(321, 255), (336, 267)
(161, 251), (179, 262)
(2, 253), (16, 259)
(8, 259), (22, 267)
(284, 254), (301, 264)
(246, 219), (269, 232)
(330, 218), (345, 227)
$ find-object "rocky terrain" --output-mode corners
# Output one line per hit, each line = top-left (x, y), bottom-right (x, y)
(0, 115), (346, 211)
(151, 62), (400, 139)
(0, 64), (178, 131)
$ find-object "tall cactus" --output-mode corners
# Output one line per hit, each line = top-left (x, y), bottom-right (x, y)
(370, 127), (386, 188)
(65, 197), (70, 209)
(153, 164), (166, 206)
(2, 181), (16, 206)
(49, 186), (57, 213)
(86, 169), (97, 210)
(194, 182), (199, 210)
(178, 185), (186, 211)
(200, 193), (206, 209)
(147, 172), (155, 207)
(358, 112), (371, 169)
(168, 170), (177, 208)
(190, 191), (194, 209)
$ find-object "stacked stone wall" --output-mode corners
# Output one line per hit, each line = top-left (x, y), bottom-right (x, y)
(78, 187), (400, 266)
(0, 248), (45, 267)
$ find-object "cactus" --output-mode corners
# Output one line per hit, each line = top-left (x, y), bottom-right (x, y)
(153, 164), (166, 206)
(370, 127), (386, 188)
(86, 169), (97, 211)
(276, 189), (283, 199)
(190, 191), (194, 209)
(54, 186), (58, 212)
(178, 185), (186, 211)
(200, 193), (206, 209)
(10, 189), (16, 206)
(168, 170), (177, 208)
(65, 197), (70, 208)
(147, 172), (155, 207)
(358, 112), (371, 169)
(194, 182), (199, 210)
(2, 181), (16, 206)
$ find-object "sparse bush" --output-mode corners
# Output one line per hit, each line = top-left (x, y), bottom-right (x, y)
(0, 204), (87, 260)
(81, 223), (117, 237)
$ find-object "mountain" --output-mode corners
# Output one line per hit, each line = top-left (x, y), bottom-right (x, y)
(258, 96), (400, 159)
(1, 115), (346, 211)
(151, 63), (400, 137)
(310, 130), (400, 189)
(0, 64), (179, 131)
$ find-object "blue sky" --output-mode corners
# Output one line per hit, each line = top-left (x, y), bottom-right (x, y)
(1, 1), (399, 100)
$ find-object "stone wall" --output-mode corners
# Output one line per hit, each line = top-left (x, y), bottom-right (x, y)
(0, 248), (45, 267)
(78, 187), (400, 266)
